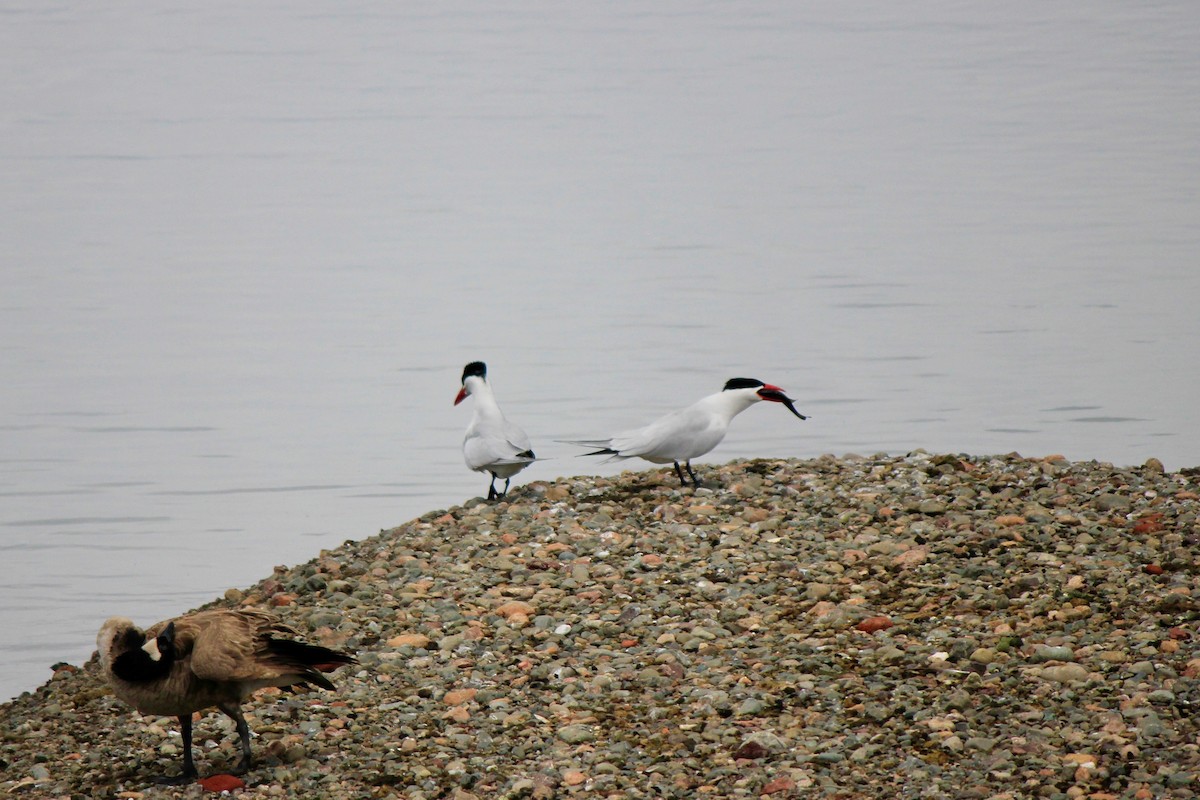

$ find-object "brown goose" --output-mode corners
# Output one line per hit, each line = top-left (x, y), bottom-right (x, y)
(97, 609), (356, 782)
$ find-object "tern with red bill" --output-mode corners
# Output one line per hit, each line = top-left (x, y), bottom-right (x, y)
(562, 377), (807, 487)
(455, 361), (537, 500)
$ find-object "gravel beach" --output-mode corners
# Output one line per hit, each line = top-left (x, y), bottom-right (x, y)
(3, 452), (1198, 799)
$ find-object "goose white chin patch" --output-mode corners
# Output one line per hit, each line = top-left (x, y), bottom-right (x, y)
(142, 637), (162, 661)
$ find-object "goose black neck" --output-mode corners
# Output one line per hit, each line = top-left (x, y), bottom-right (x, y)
(112, 632), (175, 683)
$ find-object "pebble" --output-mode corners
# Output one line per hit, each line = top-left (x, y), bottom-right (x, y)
(556, 724), (594, 744)
(2, 453), (1198, 799)
(1036, 664), (1091, 683)
(1032, 645), (1076, 662)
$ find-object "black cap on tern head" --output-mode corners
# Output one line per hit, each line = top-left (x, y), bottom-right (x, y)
(723, 378), (766, 391)
(462, 361), (487, 384)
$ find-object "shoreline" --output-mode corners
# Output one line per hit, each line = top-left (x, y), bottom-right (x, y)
(3, 452), (1198, 798)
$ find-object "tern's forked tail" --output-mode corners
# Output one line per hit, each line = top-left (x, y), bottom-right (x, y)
(558, 439), (621, 459)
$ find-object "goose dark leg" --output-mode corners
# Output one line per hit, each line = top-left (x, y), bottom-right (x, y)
(487, 474), (498, 500)
(673, 461), (687, 485)
(218, 702), (253, 774)
(685, 462), (701, 487)
(155, 714), (198, 784)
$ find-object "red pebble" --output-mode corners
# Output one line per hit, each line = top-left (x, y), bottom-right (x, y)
(1131, 513), (1165, 534)
(762, 776), (797, 794)
(198, 774), (247, 792)
(856, 616), (894, 633)
(1144, 564), (1165, 575)
(1168, 627), (1191, 640)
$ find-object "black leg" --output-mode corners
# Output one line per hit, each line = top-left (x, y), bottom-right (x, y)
(673, 461), (686, 485)
(219, 702), (253, 774)
(155, 714), (199, 784)
(685, 462), (701, 487)
(180, 714), (197, 778)
(487, 474), (498, 500)
(498, 477), (511, 499)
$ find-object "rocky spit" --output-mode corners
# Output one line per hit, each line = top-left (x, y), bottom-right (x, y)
(2, 452), (1199, 800)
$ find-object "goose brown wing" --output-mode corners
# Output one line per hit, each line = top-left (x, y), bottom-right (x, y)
(185, 610), (290, 682)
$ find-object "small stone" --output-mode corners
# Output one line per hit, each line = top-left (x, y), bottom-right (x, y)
(1036, 664), (1090, 683)
(1032, 645), (1075, 662)
(941, 734), (965, 752)
(733, 741), (769, 760)
(856, 616), (893, 633)
(556, 724), (594, 744)
(971, 647), (998, 664)
(496, 600), (536, 619)
(806, 583), (834, 600)
(740, 731), (788, 757)
(1131, 513), (1165, 534)
(737, 698), (767, 716)
(761, 776), (796, 794)
(443, 706), (471, 723)
(892, 547), (928, 568)
(946, 690), (973, 710)
(307, 610), (342, 628)
(509, 779), (535, 795)
(1093, 493), (1132, 512)
(874, 645), (904, 662)
(387, 633), (431, 649)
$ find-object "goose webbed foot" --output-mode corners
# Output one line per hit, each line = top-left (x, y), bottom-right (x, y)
(153, 770), (197, 786)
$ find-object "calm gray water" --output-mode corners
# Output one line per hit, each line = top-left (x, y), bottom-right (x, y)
(2, 2), (1197, 701)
